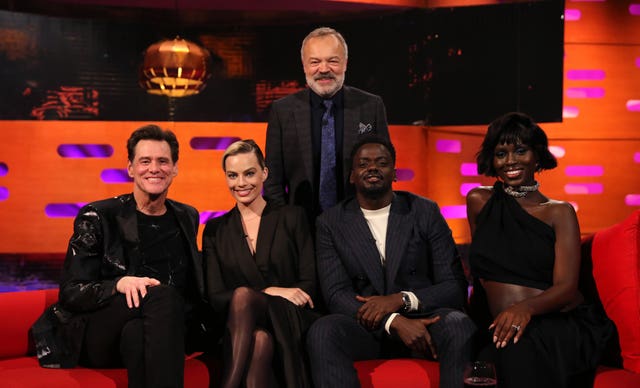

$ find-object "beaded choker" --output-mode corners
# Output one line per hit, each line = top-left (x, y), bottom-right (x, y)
(503, 181), (539, 198)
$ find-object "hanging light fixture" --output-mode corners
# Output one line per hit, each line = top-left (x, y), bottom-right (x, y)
(139, 36), (212, 98)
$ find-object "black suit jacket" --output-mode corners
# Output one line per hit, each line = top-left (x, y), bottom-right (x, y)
(264, 86), (389, 220)
(202, 202), (316, 314)
(315, 192), (467, 321)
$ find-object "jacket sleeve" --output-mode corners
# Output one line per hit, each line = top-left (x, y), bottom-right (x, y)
(202, 219), (234, 313)
(374, 95), (390, 140)
(412, 201), (468, 312)
(287, 206), (316, 300)
(315, 216), (362, 318)
(58, 205), (120, 312)
(264, 101), (287, 207)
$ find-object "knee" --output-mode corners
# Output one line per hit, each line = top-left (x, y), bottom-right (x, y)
(145, 284), (181, 304)
(228, 286), (258, 312)
(496, 339), (536, 366)
(435, 310), (477, 350)
(306, 315), (349, 355)
(143, 285), (184, 316)
(231, 286), (254, 300)
(253, 329), (274, 358)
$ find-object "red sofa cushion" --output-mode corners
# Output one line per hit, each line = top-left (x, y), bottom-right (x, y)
(592, 210), (640, 374)
(0, 356), (209, 388)
(594, 366), (640, 387)
(0, 289), (58, 359)
(355, 359), (440, 388)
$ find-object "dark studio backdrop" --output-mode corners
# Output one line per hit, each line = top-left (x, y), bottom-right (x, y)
(0, 0), (564, 125)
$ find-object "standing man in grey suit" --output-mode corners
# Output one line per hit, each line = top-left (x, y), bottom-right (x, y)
(264, 27), (390, 222)
(307, 135), (476, 388)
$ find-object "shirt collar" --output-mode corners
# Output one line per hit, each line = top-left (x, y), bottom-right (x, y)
(310, 87), (344, 109)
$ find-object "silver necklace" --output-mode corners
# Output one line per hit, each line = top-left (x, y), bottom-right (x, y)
(503, 181), (539, 198)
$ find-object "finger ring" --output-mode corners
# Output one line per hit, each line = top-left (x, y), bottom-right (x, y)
(511, 324), (521, 331)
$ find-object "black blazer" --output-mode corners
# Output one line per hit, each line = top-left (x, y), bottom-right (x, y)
(264, 85), (389, 220)
(315, 191), (468, 320)
(202, 202), (316, 314)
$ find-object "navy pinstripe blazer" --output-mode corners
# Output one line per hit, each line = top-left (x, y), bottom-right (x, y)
(315, 191), (468, 320)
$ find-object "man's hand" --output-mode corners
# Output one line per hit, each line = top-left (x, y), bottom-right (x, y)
(263, 287), (314, 308)
(116, 276), (161, 308)
(356, 294), (404, 330)
(389, 315), (441, 358)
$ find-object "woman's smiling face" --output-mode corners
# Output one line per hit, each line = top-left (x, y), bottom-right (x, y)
(493, 142), (537, 187)
(224, 152), (268, 206)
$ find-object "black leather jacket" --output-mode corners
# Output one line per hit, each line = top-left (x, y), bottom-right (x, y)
(59, 193), (204, 312)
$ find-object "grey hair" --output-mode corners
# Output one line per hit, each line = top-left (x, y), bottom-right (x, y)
(300, 27), (348, 61)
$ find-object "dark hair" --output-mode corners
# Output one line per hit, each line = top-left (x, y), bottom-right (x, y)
(222, 139), (266, 171)
(349, 134), (396, 167)
(127, 124), (179, 163)
(476, 112), (557, 177)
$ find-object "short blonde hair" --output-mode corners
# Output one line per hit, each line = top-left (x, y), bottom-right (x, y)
(221, 139), (266, 171)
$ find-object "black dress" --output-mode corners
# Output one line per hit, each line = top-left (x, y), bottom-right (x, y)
(468, 181), (614, 388)
(202, 202), (322, 388)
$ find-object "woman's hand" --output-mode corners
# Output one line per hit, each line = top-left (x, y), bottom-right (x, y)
(263, 286), (314, 308)
(489, 302), (532, 348)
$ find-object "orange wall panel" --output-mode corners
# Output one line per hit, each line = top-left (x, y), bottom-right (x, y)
(0, 122), (425, 253)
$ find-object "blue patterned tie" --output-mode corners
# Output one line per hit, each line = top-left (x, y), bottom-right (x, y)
(319, 99), (337, 211)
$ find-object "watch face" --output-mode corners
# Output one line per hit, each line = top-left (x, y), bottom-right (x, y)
(402, 293), (411, 310)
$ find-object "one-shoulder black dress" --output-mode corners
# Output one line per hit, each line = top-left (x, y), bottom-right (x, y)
(468, 181), (614, 388)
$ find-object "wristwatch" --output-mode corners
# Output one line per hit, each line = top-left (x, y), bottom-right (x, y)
(401, 292), (411, 312)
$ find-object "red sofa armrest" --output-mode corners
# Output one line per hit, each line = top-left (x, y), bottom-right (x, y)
(0, 289), (58, 359)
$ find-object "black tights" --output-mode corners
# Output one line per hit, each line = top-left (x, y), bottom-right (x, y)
(222, 287), (275, 388)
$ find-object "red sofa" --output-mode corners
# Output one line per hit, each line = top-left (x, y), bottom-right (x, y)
(1, 210), (639, 387)
(0, 288), (213, 388)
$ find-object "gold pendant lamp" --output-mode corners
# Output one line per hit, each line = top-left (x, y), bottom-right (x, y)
(139, 36), (211, 98)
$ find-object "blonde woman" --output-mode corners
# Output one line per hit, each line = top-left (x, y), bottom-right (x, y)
(203, 139), (320, 388)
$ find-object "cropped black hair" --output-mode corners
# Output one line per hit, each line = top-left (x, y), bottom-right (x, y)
(349, 134), (396, 168)
(476, 112), (557, 177)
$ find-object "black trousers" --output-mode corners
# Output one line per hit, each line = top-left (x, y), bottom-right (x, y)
(80, 285), (185, 388)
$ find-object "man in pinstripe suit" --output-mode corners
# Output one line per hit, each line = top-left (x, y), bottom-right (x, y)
(307, 135), (476, 388)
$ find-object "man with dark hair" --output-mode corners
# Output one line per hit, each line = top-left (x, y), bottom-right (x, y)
(264, 27), (390, 222)
(33, 124), (205, 388)
(307, 135), (476, 388)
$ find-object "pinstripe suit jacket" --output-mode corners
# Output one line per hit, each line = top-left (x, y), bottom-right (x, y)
(315, 191), (468, 321)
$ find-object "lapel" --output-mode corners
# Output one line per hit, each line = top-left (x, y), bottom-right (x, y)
(384, 194), (412, 293)
(344, 199), (386, 295)
(291, 89), (315, 190)
(254, 202), (278, 280)
(167, 200), (200, 266)
(228, 207), (268, 290)
(116, 195), (139, 259)
(342, 86), (359, 182)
